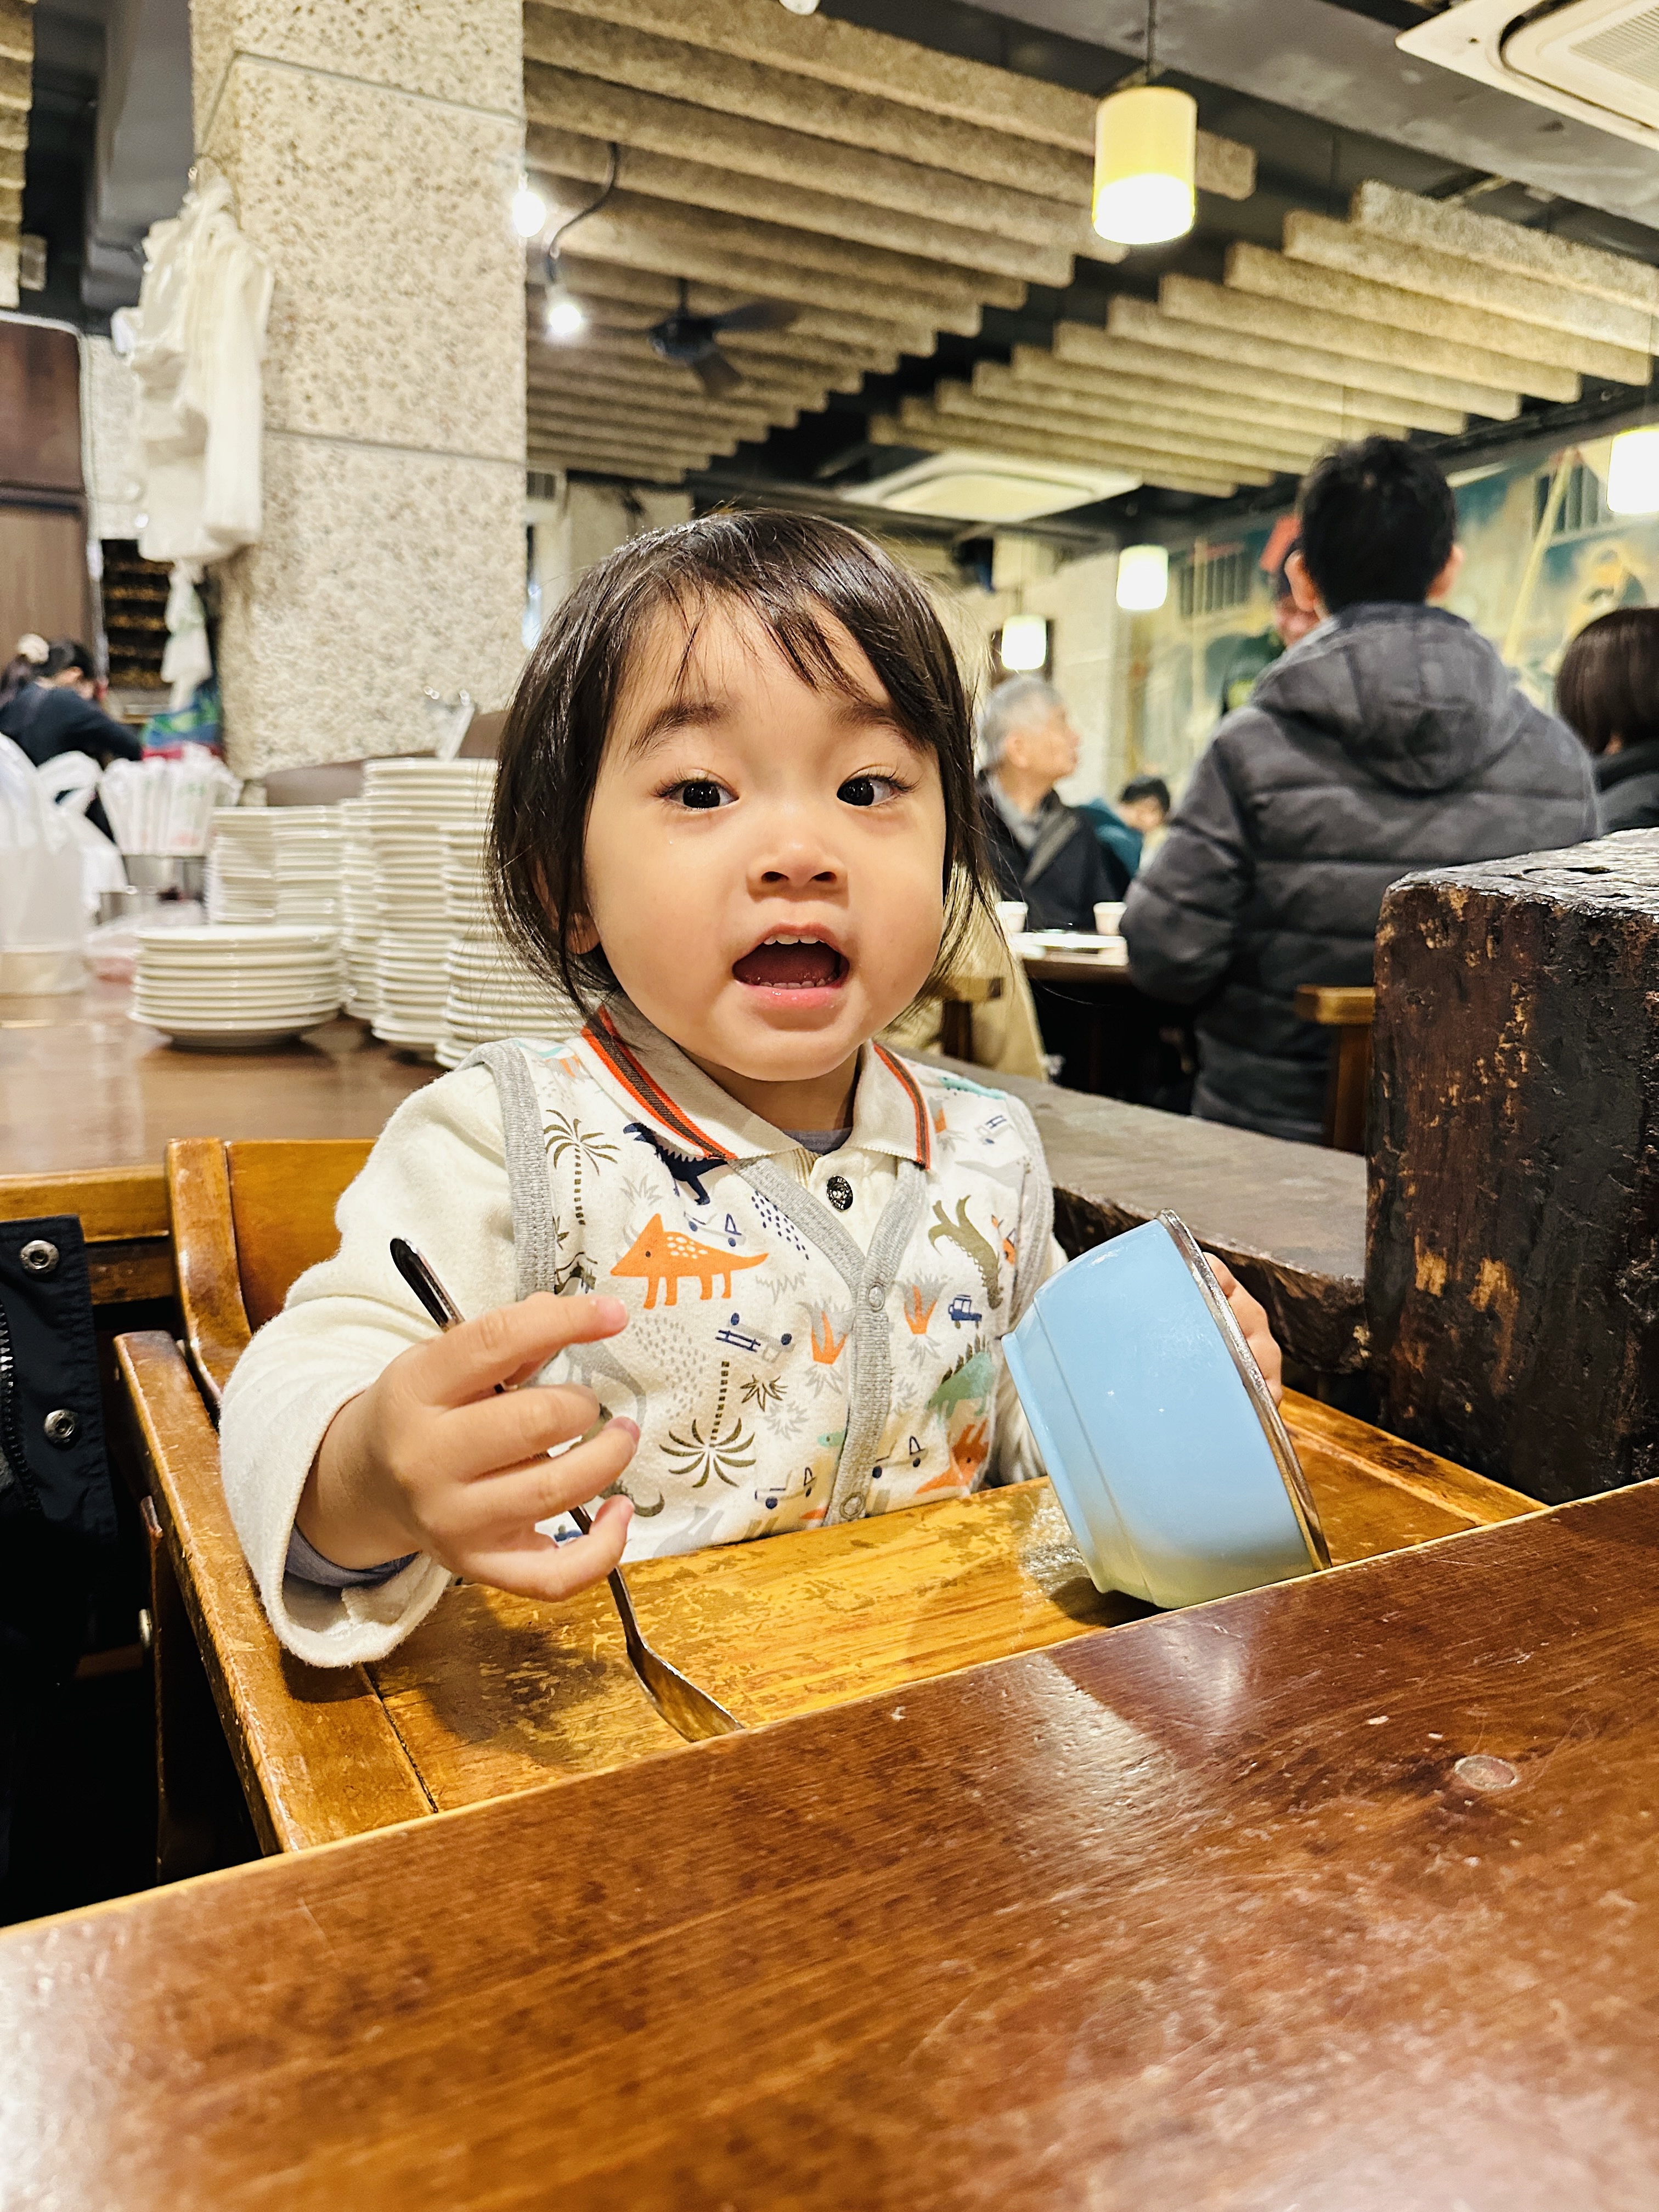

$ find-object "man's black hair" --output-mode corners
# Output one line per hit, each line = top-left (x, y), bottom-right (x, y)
(490, 509), (994, 1012)
(1119, 773), (1170, 814)
(1296, 437), (1457, 613)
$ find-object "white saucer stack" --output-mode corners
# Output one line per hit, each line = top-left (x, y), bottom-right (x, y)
(436, 821), (580, 1068)
(364, 758), (497, 1053)
(339, 798), (379, 1021)
(271, 813), (346, 927)
(205, 812), (278, 923)
(131, 925), (343, 1049)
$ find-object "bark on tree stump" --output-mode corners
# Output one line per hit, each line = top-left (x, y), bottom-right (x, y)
(1369, 832), (1659, 1502)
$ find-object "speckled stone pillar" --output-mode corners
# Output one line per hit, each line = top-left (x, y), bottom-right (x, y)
(190, 1), (526, 774)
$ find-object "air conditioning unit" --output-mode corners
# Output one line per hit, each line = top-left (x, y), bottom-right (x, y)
(842, 450), (1138, 524)
(1398, 0), (1659, 146)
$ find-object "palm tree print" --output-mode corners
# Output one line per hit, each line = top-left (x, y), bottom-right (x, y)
(543, 1113), (618, 1237)
(662, 1359), (757, 1488)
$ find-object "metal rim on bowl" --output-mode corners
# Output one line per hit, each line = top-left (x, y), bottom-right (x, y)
(1155, 1210), (1331, 1572)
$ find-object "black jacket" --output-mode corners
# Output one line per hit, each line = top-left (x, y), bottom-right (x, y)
(1124, 603), (1602, 1144)
(978, 775), (1127, 932)
(1597, 740), (1659, 832)
(0, 682), (143, 768)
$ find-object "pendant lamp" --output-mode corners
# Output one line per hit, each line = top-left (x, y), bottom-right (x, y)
(1000, 613), (1049, 672)
(1116, 544), (1169, 613)
(1092, 0), (1197, 249)
(1607, 426), (1659, 516)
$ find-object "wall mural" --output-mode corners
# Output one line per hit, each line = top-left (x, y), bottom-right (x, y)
(1128, 436), (1651, 798)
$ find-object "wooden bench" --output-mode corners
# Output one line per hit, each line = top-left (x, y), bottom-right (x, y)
(117, 1136), (1539, 1858)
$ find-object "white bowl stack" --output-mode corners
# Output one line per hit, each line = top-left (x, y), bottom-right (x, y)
(339, 797), (379, 1022)
(131, 925), (344, 1049)
(271, 812), (346, 927)
(365, 758), (498, 1054)
(436, 821), (581, 1069)
(205, 812), (278, 923)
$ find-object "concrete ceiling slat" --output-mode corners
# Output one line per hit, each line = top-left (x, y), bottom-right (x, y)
(1229, 239), (1651, 389)
(528, 359), (804, 428)
(1285, 209), (1655, 354)
(523, 61), (1121, 268)
(540, 204), (953, 349)
(528, 443), (693, 485)
(522, 3), (1088, 202)
(528, 330), (844, 408)
(1349, 182), (1659, 317)
(1013, 337), (1423, 437)
(974, 358), (1342, 456)
(540, 261), (899, 378)
(526, 119), (1075, 290)
(539, 177), (1024, 318)
(528, 419), (719, 464)
(1101, 297), (1492, 427)
(0, 0), (31, 69)
(1156, 278), (1543, 413)
(923, 382), (1308, 478)
(868, 410), (1241, 499)
(528, 0), (1254, 194)
(527, 390), (780, 443)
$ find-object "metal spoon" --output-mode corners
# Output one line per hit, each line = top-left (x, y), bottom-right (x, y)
(389, 1238), (744, 1743)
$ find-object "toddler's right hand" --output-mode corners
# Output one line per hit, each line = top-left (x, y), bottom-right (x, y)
(297, 1291), (638, 1603)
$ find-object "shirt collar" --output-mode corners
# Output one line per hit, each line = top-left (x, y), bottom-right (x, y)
(578, 997), (933, 1169)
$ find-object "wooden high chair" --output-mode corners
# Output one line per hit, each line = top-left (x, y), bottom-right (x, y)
(1295, 985), (1376, 1155)
(119, 1133), (1539, 1870)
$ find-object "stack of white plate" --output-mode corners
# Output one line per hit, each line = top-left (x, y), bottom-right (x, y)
(365, 758), (497, 1053)
(435, 821), (580, 1068)
(205, 812), (278, 924)
(131, 925), (344, 1049)
(340, 797), (379, 1022)
(271, 813), (346, 927)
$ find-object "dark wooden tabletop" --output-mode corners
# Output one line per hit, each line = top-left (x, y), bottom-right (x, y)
(5, 1480), (1655, 2210)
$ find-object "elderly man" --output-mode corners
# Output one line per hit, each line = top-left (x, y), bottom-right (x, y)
(976, 676), (1127, 931)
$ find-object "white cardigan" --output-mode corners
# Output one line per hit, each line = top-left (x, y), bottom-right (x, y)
(220, 1001), (1061, 1667)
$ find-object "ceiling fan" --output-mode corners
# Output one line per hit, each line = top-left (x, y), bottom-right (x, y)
(643, 278), (801, 398)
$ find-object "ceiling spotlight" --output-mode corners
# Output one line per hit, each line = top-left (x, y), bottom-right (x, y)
(512, 172), (548, 240)
(545, 285), (586, 341)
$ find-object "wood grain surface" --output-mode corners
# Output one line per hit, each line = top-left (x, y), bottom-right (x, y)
(225, 1138), (373, 1328)
(3, 1478), (1654, 2212)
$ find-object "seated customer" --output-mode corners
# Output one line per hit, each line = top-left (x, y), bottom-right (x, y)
(1124, 437), (1600, 1144)
(0, 639), (143, 770)
(1556, 607), (1659, 831)
(977, 676), (1128, 927)
(1079, 774), (1169, 881)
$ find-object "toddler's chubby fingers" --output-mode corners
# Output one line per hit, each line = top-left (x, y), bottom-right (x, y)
(435, 1379), (602, 1481)
(411, 1292), (628, 1407)
(438, 1418), (641, 1550)
(461, 1492), (635, 1606)
(1203, 1251), (1283, 1403)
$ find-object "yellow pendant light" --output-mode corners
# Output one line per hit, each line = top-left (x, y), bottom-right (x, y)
(1116, 544), (1169, 612)
(1092, 0), (1197, 249)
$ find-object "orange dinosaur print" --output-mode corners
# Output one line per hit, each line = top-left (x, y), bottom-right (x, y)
(931, 1099), (949, 1136)
(610, 1216), (766, 1308)
(901, 1283), (939, 1335)
(994, 1213), (1018, 1269)
(810, 1310), (849, 1364)
(920, 1417), (989, 1492)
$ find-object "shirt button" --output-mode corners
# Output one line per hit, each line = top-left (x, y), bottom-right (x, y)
(839, 1496), (865, 1521)
(826, 1175), (853, 1211)
(866, 1284), (884, 1310)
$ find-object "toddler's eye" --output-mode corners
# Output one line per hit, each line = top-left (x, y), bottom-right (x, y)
(838, 774), (904, 808)
(667, 778), (733, 810)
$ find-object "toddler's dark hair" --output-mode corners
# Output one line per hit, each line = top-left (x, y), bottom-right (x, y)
(491, 509), (994, 1011)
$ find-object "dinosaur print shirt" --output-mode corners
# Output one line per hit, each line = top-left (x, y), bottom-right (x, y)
(219, 998), (1064, 1669)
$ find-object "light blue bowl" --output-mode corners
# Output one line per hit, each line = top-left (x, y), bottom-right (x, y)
(1004, 1211), (1329, 1610)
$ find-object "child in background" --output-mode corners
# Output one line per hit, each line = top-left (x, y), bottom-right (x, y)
(222, 515), (1279, 1667)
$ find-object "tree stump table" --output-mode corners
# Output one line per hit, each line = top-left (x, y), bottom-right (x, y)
(1369, 832), (1659, 1501)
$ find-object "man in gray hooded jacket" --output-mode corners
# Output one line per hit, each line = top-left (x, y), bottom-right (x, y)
(1124, 438), (1600, 1144)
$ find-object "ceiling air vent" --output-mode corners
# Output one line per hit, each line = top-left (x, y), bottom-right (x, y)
(842, 450), (1138, 524)
(1398, 0), (1659, 146)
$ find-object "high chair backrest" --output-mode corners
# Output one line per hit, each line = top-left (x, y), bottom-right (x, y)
(168, 1137), (373, 1407)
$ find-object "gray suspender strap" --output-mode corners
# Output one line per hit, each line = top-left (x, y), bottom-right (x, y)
(456, 1043), (560, 1302)
(737, 1155), (927, 1527)
(997, 1092), (1056, 1325)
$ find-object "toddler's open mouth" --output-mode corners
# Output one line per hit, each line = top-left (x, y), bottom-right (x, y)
(732, 933), (849, 991)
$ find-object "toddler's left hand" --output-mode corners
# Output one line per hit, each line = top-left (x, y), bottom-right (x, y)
(1204, 1254), (1282, 1403)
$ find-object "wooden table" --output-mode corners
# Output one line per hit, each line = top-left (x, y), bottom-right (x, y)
(4, 983), (1367, 1376)
(4, 1476), (1654, 2210)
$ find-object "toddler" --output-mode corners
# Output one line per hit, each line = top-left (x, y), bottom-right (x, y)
(222, 514), (1279, 1666)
